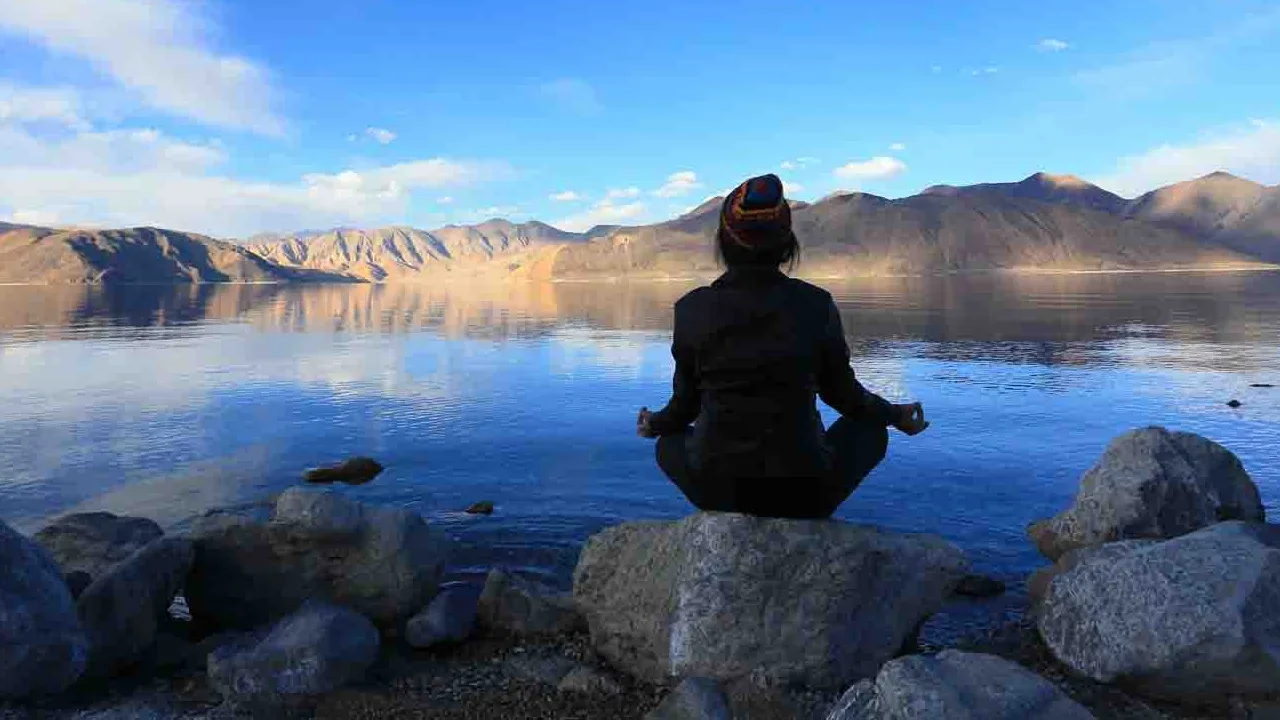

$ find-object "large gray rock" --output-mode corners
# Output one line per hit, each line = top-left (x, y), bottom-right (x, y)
(573, 513), (968, 688)
(0, 519), (89, 698)
(647, 677), (731, 720)
(826, 650), (1094, 720)
(405, 584), (479, 648)
(77, 537), (194, 677)
(478, 568), (581, 635)
(207, 599), (380, 701)
(1038, 521), (1280, 700)
(185, 488), (450, 630)
(34, 512), (163, 582)
(1028, 427), (1262, 561)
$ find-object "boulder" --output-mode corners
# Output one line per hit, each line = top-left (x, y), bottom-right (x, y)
(825, 650), (1094, 720)
(0, 519), (89, 698)
(1027, 427), (1262, 561)
(303, 456), (383, 485)
(647, 677), (731, 720)
(573, 513), (968, 688)
(77, 537), (194, 677)
(1037, 521), (1280, 701)
(185, 488), (450, 630)
(33, 512), (163, 582)
(405, 584), (479, 648)
(478, 568), (581, 635)
(207, 599), (379, 702)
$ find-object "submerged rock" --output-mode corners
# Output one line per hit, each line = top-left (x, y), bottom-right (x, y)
(77, 537), (194, 677)
(1037, 521), (1280, 701)
(953, 573), (1006, 598)
(33, 512), (163, 583)
(646, 677), (731, 720)
(185, 487), (450, 630)
(573, 513), (968, 688)
(0, 519), (89, 698)
(1227, 399), (1243, 408)
(207, 599), (379, 702)
(303, 456), (384, 485)
(826, 650), (1094, 719)
(405, 584), (479, 648)
(464, 500), (495, 515)
(1027, 427), (1262, 561)
(478, 568), (581, 635)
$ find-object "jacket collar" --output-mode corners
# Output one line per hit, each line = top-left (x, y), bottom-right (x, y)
(714, 265), (787, 287)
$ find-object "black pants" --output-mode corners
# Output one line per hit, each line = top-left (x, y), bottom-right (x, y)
(656, 416), (889, 519)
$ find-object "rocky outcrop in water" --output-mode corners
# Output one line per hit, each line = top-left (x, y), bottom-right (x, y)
(1037, 521), (1280, 701)
(826, 650), (1095, 719)
(0, 519), (89, 699)
(1027, 427), (1262, 561)
(573, 513), (968, 688)
(184, 487), (451, 630)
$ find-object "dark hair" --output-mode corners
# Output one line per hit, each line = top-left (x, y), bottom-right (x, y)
(715, 227), (800, 271)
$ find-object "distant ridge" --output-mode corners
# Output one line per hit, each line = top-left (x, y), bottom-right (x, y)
(2, 170), (1277, 284)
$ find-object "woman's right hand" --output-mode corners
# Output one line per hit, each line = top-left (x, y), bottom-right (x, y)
(892, 402), (930, 436)
(637, 407), (658, 438)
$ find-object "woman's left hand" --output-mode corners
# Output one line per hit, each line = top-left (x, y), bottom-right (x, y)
(636, 407), (658, 438)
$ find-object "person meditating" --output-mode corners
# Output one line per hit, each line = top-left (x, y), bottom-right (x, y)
(636, 173), (929, 519)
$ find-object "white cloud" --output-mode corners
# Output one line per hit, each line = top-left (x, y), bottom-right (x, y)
(0, 0), (284, 135)
(889, 142), (907, 151)
(970, 67), (999, 76)
(0, 84), (88, 129)
(833, 156), (908, 182)
(437, 196), (454, 205)
(1037, 38), (1071, 52)
(931, 65), (943, 74)
(365, 127), (396, 145)
(780, 157), (818, 171)
(549, 190), (582, 202)
(539, 78), (601, 115)
(553, 194), (648, 232)
(346, 134), (357, 142)
(605, 186), (641, 200)
(1093, 118), (1280, 196)
(0, 121), (515, 236)
(6, 208), (61, 226)
(782, 181), (804, 195)
(652, 170), (702, 198)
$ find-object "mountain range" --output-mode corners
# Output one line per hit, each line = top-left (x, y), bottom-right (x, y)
(2, 171), (1277, 285)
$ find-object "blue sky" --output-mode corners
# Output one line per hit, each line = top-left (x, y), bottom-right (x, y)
(1, 0), (1279, 237)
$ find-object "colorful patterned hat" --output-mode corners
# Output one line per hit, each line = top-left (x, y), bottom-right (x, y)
(720, 173), (792, 249)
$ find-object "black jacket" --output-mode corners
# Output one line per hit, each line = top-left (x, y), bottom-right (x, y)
(648, 266), (895, 481)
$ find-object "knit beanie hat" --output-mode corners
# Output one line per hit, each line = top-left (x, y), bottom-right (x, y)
(720, 173), (792, 249)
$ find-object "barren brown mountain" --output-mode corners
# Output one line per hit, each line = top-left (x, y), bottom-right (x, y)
(245, 221), (596, 281)
(1123, 172), (1280, 261)
(0, 226), (295, 284)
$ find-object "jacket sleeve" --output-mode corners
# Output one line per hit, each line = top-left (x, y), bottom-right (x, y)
(647, 302), (700, 436)
(817, 297), (897, 426)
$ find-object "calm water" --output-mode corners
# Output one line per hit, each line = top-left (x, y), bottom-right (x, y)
(2, 273), (1279, 638)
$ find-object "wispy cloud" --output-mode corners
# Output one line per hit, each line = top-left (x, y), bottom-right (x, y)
(970, 67), (999, 76)
(365, 127), (396, 145)
(782, 180), (804, 195)
(833, 156), (907, 182)
(1093, 118), (1280, 196)
(652, 170), (702, 198)
(554, 188), (648, 232)
(0, 0), (284, 135)
(0, 84), (89, 130)
(889, 142), (906, 151)
(0, 115), (516, 235)
(780, 157), (818, 171)
(539, 78), (602, 115)
(1037, 38), (1070, 52)
(549, 190), (582, 202)
(1072, 10), (1280, 100)
(437, 196), (454, 205)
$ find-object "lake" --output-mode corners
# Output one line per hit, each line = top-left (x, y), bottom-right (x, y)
(2, 272), (1278, 641)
